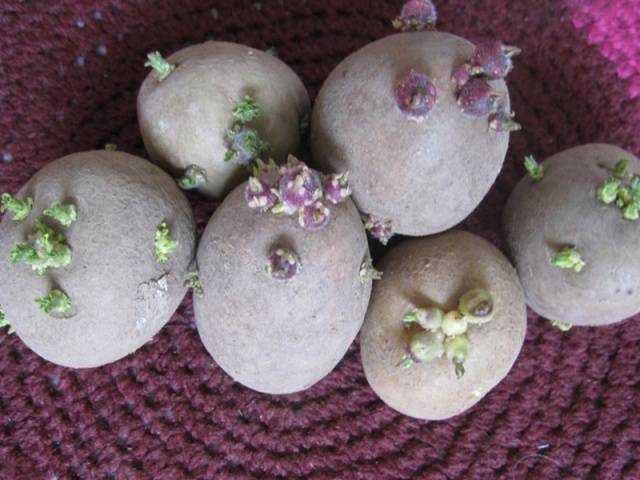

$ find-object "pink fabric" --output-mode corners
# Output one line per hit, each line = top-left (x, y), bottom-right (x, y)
(1, 1), (639, 478)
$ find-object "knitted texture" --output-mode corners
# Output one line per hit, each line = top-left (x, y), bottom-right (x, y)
(1, 1), (639, 479)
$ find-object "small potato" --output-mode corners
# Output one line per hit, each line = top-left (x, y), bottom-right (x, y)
(138, 41), (310, 198)
(0, 151), (196, 368)
(360, 230), (526, 420)
(504, 143), (640, 327)
(194, 179), (372, 394)
(311, 31), (513, 237)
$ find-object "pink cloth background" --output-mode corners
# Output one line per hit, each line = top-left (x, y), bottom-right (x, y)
(1, 1), (639, 478)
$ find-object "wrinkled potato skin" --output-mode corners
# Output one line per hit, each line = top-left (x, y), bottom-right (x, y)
(138, 41), (310, 198)
(195, 184), (372, 394)
(504, 144), (640, 326)
(311, 32), (510, 236)
(0, 151), (196, 368)
(361, 231), (526, 420)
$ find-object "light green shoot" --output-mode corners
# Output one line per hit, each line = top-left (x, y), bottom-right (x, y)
(1, 193), (33, 221)
(0, 305), (14, 334)
(176, 165), (207, 190)
(104, 143), (118, 151)
(524, 155), (544, 182)
(183, 271), (204, 298)
(623, 202), (639, 221)
(154, 221), (177, 262)
(597, 178), (620, 205)
(232, 96), (260, 123)
(550, 246), (585, 273)
(10, 220), (72, 275)
(551, 320), (572, 332)
(34, 289), (72, 315)
(359, 255), (383, 284)
(613, 159), (629, 179)
(144, 51), (176, 82)
(43, 202), (77, 227)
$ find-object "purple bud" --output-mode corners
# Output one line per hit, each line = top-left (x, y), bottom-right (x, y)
(363, 214), (394, 245)
(488, 109), (522, 132)
(279, 163), (323, 211)
(245, 177), (278, 211)
(324, 172), (352, 204)
(298, 201), (331, 231)
(392, 0), (437, 31)
(451, 63), (472, 88)
(469, 41), (521, 80)
(457, 78), (501, 117)
(267, 248), (301, 280)
(395, 69), (437, 121)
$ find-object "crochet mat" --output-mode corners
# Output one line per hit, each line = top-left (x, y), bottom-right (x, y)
(1, 1), (639, 479)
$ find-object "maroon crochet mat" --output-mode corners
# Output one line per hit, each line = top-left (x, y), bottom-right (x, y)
(1, 1), (639, 479)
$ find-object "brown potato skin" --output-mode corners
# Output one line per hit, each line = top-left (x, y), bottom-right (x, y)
(138, 41), (310, 198)
(310, 32), (511, 236)
(194, 184), (372, 394)
(361, 230), (526, 420)
(0, 151), (196, 368)
(503, 143), (640, 326)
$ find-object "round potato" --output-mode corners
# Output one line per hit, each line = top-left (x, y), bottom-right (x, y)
(361, 230), (526, 420)
(0, 151), (196, 368)
(138, 41), (310, 198)
(194, 183), (372, 394)
(310, 31), (512, 236)
(503, 143), (640, 326)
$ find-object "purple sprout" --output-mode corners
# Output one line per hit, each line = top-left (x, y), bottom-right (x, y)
(451, 63), (472, 89)
(298, 201), (331, 231)
(488, 109), (522, 132)
(469, 41), (521, 80)
(323, 172), (352, 204)
(395, 69), (437, 121)
(278, 163), (323, 211)
(457, 78), (501, 117)
(392, 0), (437, 31)
(363, 214), (395, 245)
(267, 248), (301, 280)
(245, 176), (278, 211)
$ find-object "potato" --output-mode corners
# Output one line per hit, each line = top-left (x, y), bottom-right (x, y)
(311, 31), (516, 237)
(503, 143), (640, 327)
(360, 230), (526, 420)
(194, 171), (372, 394)
(138, 41), (310, 198)
(0, 151), (196, 368)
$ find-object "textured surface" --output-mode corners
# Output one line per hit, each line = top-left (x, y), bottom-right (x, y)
(0, 0), (639, 479)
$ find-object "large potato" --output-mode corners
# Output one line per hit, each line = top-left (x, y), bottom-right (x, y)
(310, 31), (512, 236)
(194, 183), (372, 394)
(361, 230), (526, 420)
(0, 151), (196, 368)
(504, 143), (640, 326)
(138, 41), (310, 198)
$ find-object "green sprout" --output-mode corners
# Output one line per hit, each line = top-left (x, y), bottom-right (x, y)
(359, 255), (383, 284)
(1, 193), (33, 221)
(10, 220), (72, 275)
(403, 307), (443, 331)
(183, 270), (204, 298)
(445, 334), (470, 378)
(0, 305), (14, 334)
(104, 143), (118, 151)
(43, 202), (77, 227)
(232, 96), (261, 123)
(613, 159), (629, 179)
(224, 126), (270, 164)
(176, 165), (207, 190)
(550, 246), (585, 273)
(144, 51), (176, 82)
(458, 288), (495, 324)
(597, 178), (621, 205)
(154, 221), (177, 262)
(34, 289), (72, 315)
(551, 320), (573, 332)
(524, 155), (544, 182)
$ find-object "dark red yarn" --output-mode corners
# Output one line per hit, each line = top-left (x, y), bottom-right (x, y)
(1, 1), (640, 479)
